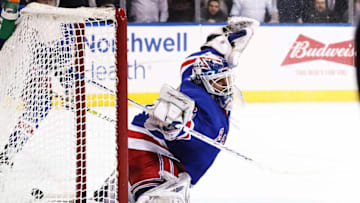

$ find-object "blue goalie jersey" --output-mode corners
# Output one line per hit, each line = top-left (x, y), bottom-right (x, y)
(131, 48), (231, 185)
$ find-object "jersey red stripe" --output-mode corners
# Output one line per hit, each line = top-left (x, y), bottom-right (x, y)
(180, 58), (196, 71)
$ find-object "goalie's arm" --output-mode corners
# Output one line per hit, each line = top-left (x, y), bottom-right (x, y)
(201, 16), (260, 67)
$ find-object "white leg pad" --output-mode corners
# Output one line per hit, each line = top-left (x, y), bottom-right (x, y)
(136, 171), (191, 203)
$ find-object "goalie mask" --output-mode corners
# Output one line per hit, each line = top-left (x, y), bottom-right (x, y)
(192, 54), (234, 96)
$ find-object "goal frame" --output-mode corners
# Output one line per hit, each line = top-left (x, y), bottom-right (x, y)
(0, 3), (129, 203)
(116, 8), (128, 203)
(74, 9), (128, 202)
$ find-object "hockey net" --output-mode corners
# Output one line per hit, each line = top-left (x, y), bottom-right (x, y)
(0, 3), (128, 202)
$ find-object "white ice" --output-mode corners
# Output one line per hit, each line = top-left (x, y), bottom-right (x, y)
(188, 102), (360, 203)
(1, 102), (360, 202)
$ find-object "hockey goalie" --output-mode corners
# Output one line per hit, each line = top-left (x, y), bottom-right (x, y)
(121, 17), (259, 203)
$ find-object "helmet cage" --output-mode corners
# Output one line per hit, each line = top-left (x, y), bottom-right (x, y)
(200, 69), (234, 96)
(193, 55), (234, 96)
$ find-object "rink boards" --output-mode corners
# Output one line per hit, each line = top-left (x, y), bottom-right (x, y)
(125, 23), (358, 104)
(59, 23), (360, 105)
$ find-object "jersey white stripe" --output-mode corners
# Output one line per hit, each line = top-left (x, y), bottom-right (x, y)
(128, 138), (178, 162)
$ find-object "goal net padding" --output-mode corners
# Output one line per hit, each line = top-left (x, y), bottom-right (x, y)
(0, 3), (128, 202)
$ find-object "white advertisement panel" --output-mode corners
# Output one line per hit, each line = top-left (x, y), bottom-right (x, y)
(85, 25), (117, 95)
(236, 25), (356, 90)
(126, 25), (203, 93)
(83, 24), (357, 103)
(126, 25), (356, 92)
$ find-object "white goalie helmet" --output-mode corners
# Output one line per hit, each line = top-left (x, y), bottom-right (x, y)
(192, 53), (234, 96)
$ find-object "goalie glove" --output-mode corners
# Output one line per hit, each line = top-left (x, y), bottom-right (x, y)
(145, 84), (195, 141)
(201, 16), (260, 67)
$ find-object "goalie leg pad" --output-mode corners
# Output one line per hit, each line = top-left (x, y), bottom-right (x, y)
(128, 149), (183, 201)
(136, 171), (191, 203)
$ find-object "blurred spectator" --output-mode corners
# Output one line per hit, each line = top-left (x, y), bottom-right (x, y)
(25, 0), (88, 7)
(201, 0), (233, 14)
(327, 0), (348, 22)
(277, 0), (304, 23)
(27, 0), (58, 6)
(89, 0), (118, 7)
(201, 0), (227, 22)
(230, 0), (279, 23)
(58, 0), (88, 7)
(355, 0), (360, 13)
(356, 16), (360, 94)
(304, 0), (331, 23)
(95, 0), (115, 7)
(302, 0), (315, 22)
(167, 0), (195, 22)
(130, 0), (168, 22)
(355, 0), (360, 21)
(126, 0), (132, 21)
(224, 0), (233, 13)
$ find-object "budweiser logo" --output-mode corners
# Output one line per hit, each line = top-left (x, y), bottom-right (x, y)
(281, 34), (355, 66)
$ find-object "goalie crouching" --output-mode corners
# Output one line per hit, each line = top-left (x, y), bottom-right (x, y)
(118, 17), (259, 203)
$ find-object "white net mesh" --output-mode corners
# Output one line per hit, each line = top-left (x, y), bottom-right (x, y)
(0, 3), (122, 202)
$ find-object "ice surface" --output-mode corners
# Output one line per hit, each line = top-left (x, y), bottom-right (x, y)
(1, 102), (359, 202)
(186, 102), (360, 203)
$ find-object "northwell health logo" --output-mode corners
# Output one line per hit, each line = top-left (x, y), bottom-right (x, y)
(281, 34), (354, 66)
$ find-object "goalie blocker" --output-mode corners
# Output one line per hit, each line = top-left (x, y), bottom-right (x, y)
(145, 84), (195, 141)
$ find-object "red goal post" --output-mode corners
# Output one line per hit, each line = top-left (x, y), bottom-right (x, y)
(117, 7), (129, 203)
(0, 3), (128, 202)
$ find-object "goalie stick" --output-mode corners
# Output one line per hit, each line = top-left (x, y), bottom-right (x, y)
(52, 88), (254, 162)
(59, 71), (257, 161)
(63, 70), (254, 161)
(127, 97), (253, 162)
(51, 69), (255, 163)
(128, 99), (310, 175)
(59, 69), (309, 175)
(50, 90), (116, 124)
